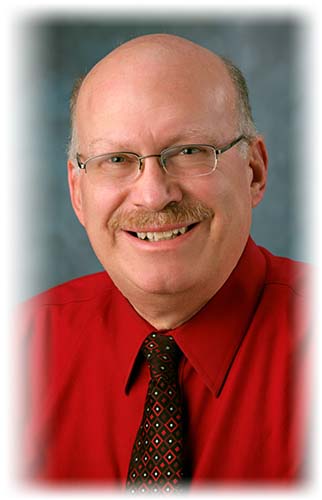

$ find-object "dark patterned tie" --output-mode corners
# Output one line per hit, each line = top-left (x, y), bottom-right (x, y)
(126, 333), (184, 494)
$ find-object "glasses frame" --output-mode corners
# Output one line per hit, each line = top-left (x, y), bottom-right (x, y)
(76, 134), (246, 180)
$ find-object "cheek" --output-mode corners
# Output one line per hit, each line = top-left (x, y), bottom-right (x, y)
(201, 168), (253, 235)
(79, 186), (127, 270)
(80, 184), (126, 243)
(193, 169), (250, 213)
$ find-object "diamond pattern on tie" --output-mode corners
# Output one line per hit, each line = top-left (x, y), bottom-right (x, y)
(126, 333), (184, 494)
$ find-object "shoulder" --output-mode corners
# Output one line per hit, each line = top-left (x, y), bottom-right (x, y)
(259, 246), (311, 298)
(23, 271), (114, 308)
(257, 246), (312, 345)
(27, 271), (114, 305)
(15, 272), (115, 336)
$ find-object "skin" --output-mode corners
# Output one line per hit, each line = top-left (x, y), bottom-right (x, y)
(68, 34), (268, 330)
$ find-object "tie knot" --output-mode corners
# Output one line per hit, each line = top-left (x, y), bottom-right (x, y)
(142, 333), (181, 381)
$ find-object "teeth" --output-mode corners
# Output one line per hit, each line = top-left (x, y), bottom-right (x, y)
(136, 226), (189, 241)
(137, 232), (147, 240)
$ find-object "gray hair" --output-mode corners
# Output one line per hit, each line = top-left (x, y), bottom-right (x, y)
(222, 56), (257, 138)
(67, 56), (257, 162)
(68, 75), (86, 162)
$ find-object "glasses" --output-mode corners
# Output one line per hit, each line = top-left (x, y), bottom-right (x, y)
(76, 135), (245, 185)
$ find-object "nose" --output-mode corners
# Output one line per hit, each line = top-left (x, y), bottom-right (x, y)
(129, 155), (183, 211)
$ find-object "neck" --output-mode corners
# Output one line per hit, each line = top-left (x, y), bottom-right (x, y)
(121, 281), (224, 331)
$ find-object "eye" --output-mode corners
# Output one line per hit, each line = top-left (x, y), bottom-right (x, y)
(98, 153), (137, 167)
(109, 155), (127, 163)
(179, 146), (202, 155)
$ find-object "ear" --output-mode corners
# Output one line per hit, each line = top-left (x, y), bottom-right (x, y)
(67, 160), (86, 226)
(248, 136), (268, 208)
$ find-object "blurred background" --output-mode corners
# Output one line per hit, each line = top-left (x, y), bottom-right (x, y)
(13, 12), (309, 302)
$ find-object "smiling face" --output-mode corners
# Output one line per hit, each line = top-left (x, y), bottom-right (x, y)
(68, 35), (268, 325)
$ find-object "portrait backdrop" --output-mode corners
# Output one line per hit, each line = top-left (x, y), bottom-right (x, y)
(14, 13), (309, 302)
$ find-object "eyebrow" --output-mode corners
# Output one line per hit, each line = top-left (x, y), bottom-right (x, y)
(165, 128), (218, 145)
(87, 128), (218, 154)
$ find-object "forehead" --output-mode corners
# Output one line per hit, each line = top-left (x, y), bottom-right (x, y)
(75, 42), (238, 151)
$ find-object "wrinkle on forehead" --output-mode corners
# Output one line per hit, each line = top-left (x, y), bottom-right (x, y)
(86, 126), (223, 156)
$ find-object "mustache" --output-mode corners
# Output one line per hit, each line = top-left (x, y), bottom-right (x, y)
(109, 200), (214, 231)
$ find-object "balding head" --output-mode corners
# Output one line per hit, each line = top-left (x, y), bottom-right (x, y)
(68, 34), (256, 159)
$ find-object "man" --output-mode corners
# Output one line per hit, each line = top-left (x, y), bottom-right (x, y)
(18, 34), (310, 491)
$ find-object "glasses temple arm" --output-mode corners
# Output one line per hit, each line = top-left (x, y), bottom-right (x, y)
(76, 153), (86, 170)
(215, 135), (245, 156)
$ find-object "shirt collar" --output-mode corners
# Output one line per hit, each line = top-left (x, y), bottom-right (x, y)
(107, 237), (266, 397)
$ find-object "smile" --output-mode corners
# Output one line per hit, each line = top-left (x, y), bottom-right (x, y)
(127, 224), (196, 242)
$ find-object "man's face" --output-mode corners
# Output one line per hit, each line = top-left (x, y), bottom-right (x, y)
(68, 44), (267, 303)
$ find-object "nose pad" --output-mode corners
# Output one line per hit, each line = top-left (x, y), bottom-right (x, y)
(138, 154), (163, 173)
(131, 154), (183, 210)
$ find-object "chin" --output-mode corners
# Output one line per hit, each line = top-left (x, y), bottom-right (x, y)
(133, 273), (190, 296)
(113, 265), (193, 297)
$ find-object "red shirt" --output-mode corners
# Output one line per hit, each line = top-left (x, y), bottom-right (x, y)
(17, 238), (311, 489)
